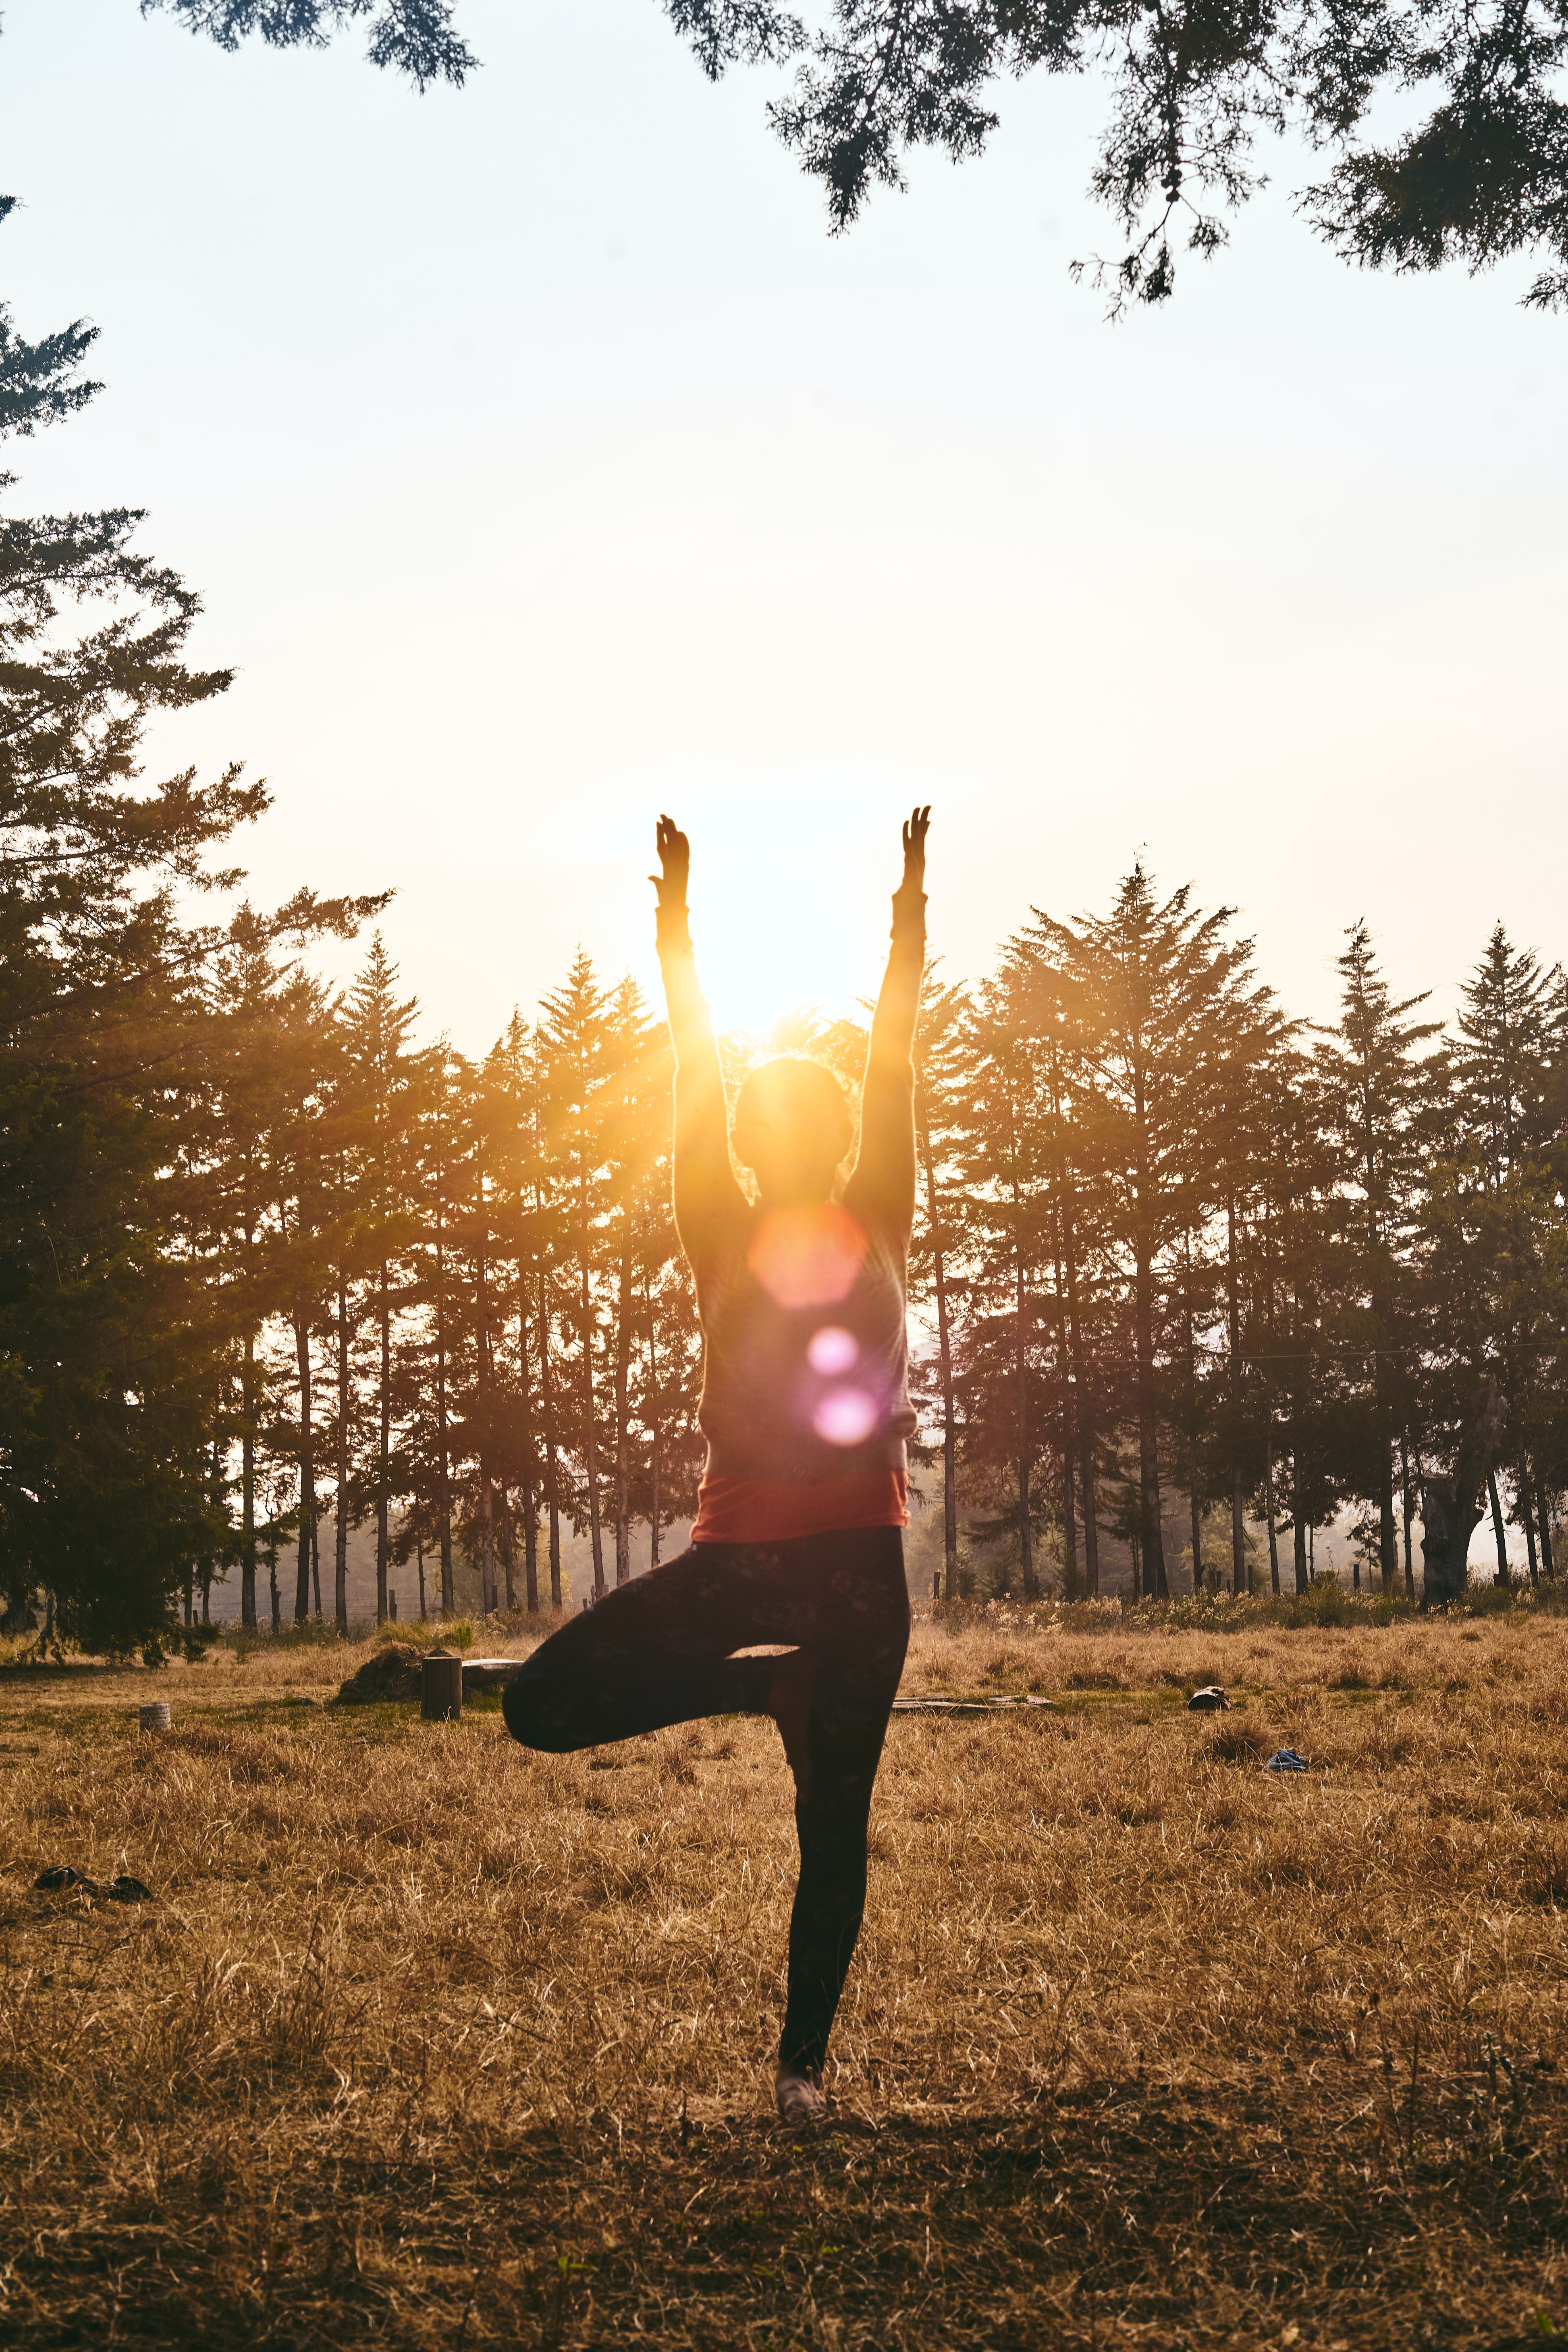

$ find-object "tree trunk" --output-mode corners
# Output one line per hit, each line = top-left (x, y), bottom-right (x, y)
(1226, 1194), (1247, 1596)
(1062, 1452), (1079, 1600)
(1014, 1241), (1035, 1600)
(1133, 1241), (1168, 1598)
(1190, 1489), (1203, 1598)
(579, 1196), (605, 1599)
(480, 1471), (496, 1615)
(376, 1260), (390, 1627)
(436, 1230), (454, 1616)
(1065, 1272), (1097, 1598)
(1400, 1430), (1416, 1600)
(1488, 1468), (1510, 1587)
(294, 1311), (314, 1623)
(1537, 1471), (1556, 1578)
(1081, 1445), (1100, 1598)
(417, 1538), (427, 1620)
(614, 1249), (632, 1585)
(644, 1271), (663, 1572)
(1420, 1382), (1507, 1608)
(519, 1295), (540, 1614)
(1265, 1431), (1281, 1596)
(1520, 1468), (1540, 1585)
(918, 1108), (959, 1602)
(540, 1272), (563, 1607)
(1292, 1451), (1308, 1594)
(478, 1243), (497, 1617)
(1377, 1435), (1397, 1594)
(335, 1270), (351, 1631)
(241, 1327), (258, 1629)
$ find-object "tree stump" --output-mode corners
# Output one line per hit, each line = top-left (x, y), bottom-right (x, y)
(420, 1653), (463, 1722)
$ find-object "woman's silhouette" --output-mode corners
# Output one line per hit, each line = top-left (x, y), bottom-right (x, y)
(505, 806), (929, 2123)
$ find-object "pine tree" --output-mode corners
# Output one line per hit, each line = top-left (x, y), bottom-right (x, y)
(1314, 922), (1442, 1592)
(0, 210), (262, 1652)
(343, 936), (420, 1623)
(1020, 868), (1277, 1600)
(912, 970), (970, 1600)
(538, 953), (617, 1599)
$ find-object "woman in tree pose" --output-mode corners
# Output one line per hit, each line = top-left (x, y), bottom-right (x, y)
(504, 806), (929, 2124)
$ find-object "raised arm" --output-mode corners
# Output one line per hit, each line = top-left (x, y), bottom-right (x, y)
(844, 806), (929, 1240)
(651, 814), (748, 1255)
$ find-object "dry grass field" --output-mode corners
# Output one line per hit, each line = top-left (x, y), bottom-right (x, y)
(3, 1600), (1567, 2349)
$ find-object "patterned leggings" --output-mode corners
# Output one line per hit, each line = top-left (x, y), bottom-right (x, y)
(502, 1526), (910, 2073)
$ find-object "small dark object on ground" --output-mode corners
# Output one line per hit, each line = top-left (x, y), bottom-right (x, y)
(34, 1866), (152, 1901)
(1188, 1686), (1230, 1712)
(1266, 1747), (1310, 1773)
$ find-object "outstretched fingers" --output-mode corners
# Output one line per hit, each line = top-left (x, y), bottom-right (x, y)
(652, 813), (691, 900)
(900, 803), (930, 886)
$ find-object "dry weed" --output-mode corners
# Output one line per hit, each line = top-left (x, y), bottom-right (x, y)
(0, 1610), (1565, 2346)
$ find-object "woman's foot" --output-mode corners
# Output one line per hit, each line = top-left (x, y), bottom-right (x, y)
(766, 1648), (816, 1804)
(775, 2062), (825, 2126)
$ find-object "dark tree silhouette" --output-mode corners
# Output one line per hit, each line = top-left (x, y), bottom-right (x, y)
(134, 3), (1568, 309)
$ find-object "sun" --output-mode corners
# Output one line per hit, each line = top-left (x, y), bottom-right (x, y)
(689, 873), (876, 1039)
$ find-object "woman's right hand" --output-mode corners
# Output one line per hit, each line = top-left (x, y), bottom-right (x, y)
(652, 813), (690, 908)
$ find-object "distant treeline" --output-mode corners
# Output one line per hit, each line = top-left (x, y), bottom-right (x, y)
(3, 241), (1566, 1655)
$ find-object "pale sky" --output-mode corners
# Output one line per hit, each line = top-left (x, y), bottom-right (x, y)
(3, 0), (1565, 1047)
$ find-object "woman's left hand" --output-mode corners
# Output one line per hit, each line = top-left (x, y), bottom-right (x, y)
(899, 804), (930, 897)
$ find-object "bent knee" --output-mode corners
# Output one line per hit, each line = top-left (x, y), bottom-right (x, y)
(501, 1671), (580, 1753)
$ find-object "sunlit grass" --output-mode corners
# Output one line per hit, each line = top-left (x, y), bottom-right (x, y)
(2, 1608), (1565, 2345)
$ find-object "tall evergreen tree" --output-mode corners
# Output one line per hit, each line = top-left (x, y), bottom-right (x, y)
(1315, 922), (1442, 1592)
(1021, 868), (1277, 1600)
(0, 209), (258, 1651)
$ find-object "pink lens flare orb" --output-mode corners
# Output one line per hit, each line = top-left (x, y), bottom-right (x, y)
(812, 1386), (878, 1447)
(806, 1325), (858, 1376)
(748, 1203), (868, 1311)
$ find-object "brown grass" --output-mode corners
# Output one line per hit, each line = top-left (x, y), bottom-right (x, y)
(2, 1608), (1567, 2347)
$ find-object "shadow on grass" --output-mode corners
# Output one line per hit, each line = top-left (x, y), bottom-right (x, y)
(8, 2069), (1565, 2349)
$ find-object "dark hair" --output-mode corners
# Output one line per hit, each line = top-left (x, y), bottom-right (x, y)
(732, 1057), (854, 1164)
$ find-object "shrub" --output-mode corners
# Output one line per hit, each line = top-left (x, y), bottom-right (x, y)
(374, 1618), (474, 1652)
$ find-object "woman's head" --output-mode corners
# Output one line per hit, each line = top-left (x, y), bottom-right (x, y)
(732, 1057), (854, 1205)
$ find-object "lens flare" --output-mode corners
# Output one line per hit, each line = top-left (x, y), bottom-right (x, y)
(807, 1324), (858, 1375)
(813, 1386), (877, 1446)
(748, 1203), (867, 1310)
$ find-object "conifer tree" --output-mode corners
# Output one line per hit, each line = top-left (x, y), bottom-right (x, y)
(343, 936), (420, 1623)
(1314, 922), (1442, 1591)
(538, 952), (617, 1599)
(1021, 868), (1277, 1600)
(912, 970), (971, 1600)
(0, 208), (259, 1650)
